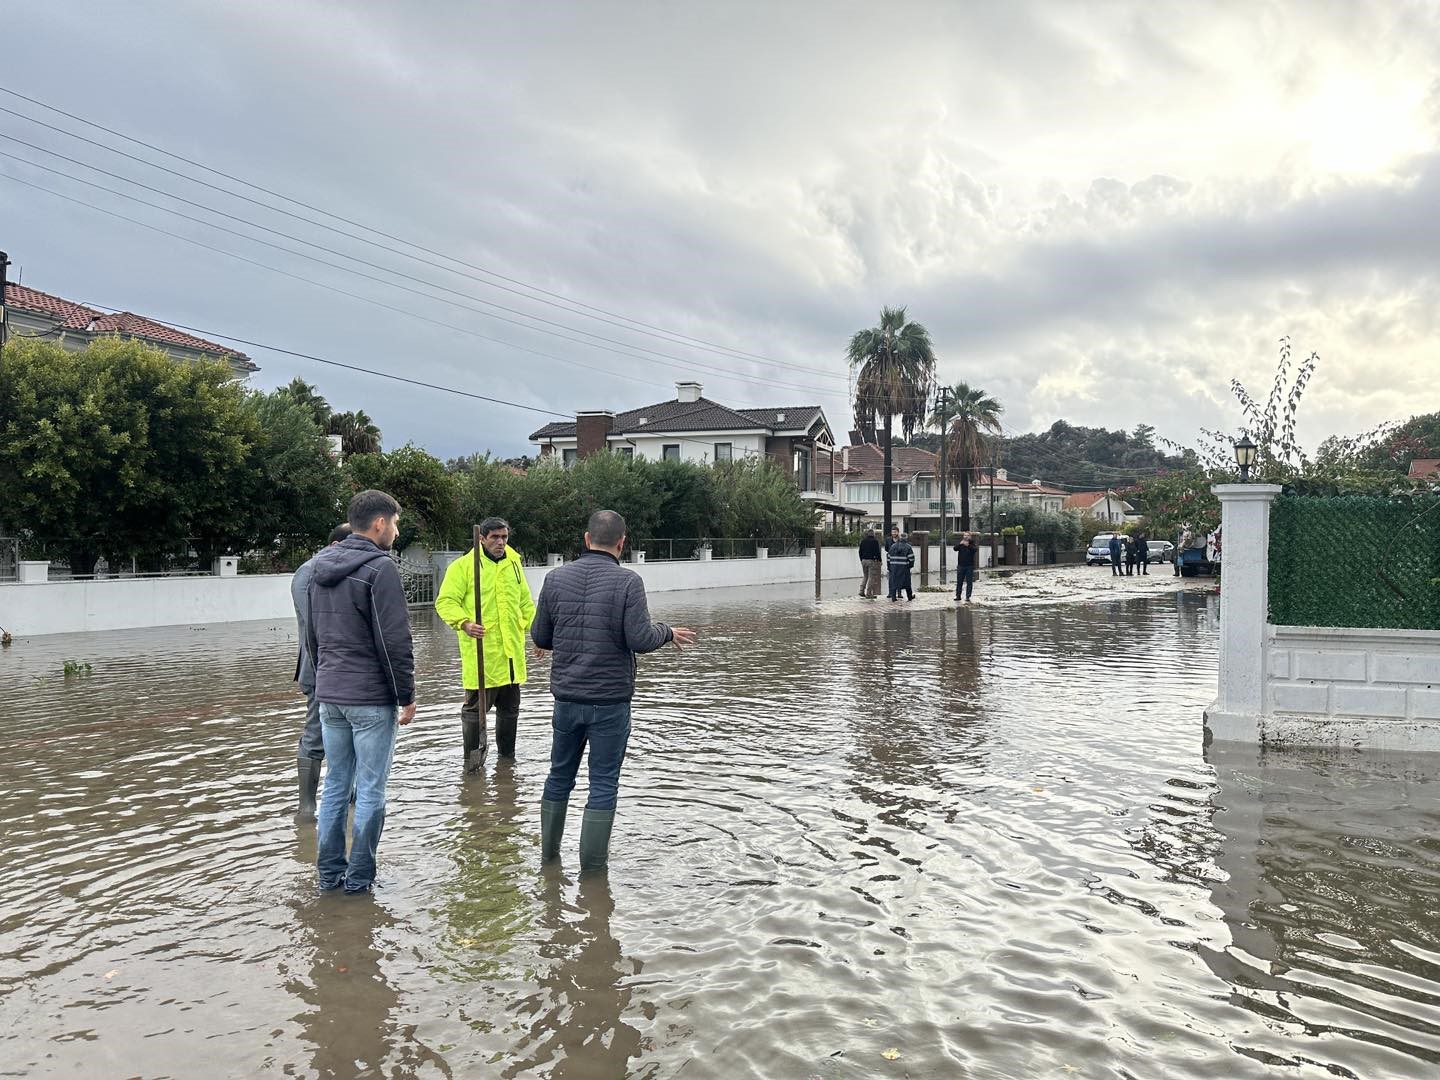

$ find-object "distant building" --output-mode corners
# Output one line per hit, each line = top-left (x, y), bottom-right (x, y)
(2, 283), (256, 378)
(837, 445), (1067, 532)
(1063, 491), (1134, 524)
(529, 380), (858, 523)
(1408, 458), (1440, 482)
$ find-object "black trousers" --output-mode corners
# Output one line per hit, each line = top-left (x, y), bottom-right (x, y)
(461, 683), (522, 757)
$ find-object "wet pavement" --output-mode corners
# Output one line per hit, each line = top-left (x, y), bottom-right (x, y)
(3, 575), (1440, 1078)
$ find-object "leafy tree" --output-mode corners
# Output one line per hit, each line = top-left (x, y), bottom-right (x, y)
(847, 306), (936, 535)
(239, 391), (346, 561)
(712, 458), (818, 539)
(345, 445), (460, 550)
(328, 408), (383, 457)
(0, 337), (254, 572)
(930, 382), (1004, 530)
(1131, 469), (1226, 538)
(650, 457), (716, 538)
(568, 452), (661, 543)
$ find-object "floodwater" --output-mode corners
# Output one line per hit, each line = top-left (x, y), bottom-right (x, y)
(3, 579), (1440, 1079)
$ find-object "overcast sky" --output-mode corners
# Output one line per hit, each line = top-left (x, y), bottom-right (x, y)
(4, 1), (1437, 462)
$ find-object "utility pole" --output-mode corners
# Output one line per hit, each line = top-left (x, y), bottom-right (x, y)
(0, 251), (10, 364)
(937, 386), (949, 586)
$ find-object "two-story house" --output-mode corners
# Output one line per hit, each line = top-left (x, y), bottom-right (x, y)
(3, 283), (257, 378)
(529, 381), (858, 522)
(1062, 491), (1135, 524)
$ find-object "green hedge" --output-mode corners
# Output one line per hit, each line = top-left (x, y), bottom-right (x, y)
(1268, 495), (1440, 630)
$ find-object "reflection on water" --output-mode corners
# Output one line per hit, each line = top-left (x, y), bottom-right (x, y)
(3, 581), (1440, 1077)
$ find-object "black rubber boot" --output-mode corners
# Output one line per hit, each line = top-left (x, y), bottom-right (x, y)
(295, 755), (322, 823)
(495, 712), (518, 760)
(578, 808), (615, 874)
(541, 799), (567, 862)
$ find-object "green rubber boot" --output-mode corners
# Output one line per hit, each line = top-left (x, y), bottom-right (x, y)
(578, 808), (615, 875)
(540, 799), (567, 863)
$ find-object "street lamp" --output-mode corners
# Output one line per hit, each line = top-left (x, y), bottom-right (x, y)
(1234, 435), (1257, 482)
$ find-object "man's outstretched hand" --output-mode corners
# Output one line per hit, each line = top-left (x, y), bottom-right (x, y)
(672, 627), (697, 650)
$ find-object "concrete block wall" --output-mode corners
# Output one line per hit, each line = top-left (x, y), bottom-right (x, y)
(1268, 626), (1440, 722)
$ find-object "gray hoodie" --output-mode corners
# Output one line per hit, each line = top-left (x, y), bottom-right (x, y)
(305, 536), (415, 707)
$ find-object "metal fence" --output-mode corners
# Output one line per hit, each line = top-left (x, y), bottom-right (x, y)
(636, 537), (807, 562)
(0, 538), (17, 582)
(396, 553), (438, 608)
(1268, 494), (1440, 630)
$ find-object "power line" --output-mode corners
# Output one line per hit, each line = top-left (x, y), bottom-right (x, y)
(0, 167), (844, 401)
(0, 140), (848, 396)
(0, 86), (841, 379)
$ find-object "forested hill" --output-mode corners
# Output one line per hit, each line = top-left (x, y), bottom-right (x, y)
(903, 420), (1193, 489)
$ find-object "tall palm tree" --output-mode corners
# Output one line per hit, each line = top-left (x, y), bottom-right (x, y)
(281, 377), (332, 430)
(928, 382), (1004, 530)
(327, 409), (383, 457)
(847, 307), (936, 536)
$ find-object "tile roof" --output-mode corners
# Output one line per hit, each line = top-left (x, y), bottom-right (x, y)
(1408, 458), (1440, 480)
(839, 443), (939, 482)
(530, 396), (826, 441)
(4, 283), (255, 369)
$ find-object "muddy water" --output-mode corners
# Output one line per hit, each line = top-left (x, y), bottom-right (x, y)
(3, 582), (1440, 1078)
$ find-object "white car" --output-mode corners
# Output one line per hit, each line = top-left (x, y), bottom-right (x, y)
(1086, 534), (1119, 565)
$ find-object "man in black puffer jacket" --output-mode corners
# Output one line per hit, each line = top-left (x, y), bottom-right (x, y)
(531, 509), (697, 873)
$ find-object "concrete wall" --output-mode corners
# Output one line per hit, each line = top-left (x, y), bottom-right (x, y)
(0, 574), (295, 637)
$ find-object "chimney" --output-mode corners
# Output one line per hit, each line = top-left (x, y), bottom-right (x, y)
(576, 410), (614, 459)
(849, 429), (864, 446)
(676, 381), (702, 403)
(995, 468), (1008, 482)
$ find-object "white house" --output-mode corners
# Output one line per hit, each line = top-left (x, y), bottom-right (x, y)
(1063, 491), (1134, 524)
(529, 381), (857, 522)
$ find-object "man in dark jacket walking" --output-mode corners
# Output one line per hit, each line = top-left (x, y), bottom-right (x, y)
(305, 490), (416, 894)
(290, 522), (351, 823)
(858, 527), (882, 599)
(887, 529), (916, 601)
(531, 509), (696, 873)
(1108, 534), (1123, 576)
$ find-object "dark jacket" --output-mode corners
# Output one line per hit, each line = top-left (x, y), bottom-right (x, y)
(859, 535), (882, 561)
(952, 540), (977, 570)
(1108, 536), (1122, 560)
(887, 539), (915, 569)
(1135, 537), (1149, 559)
(305, 536), (415, 707)
(531, 549), (673, 705)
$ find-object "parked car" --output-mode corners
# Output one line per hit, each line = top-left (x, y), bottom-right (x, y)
(1086, 533), (1119, 565)
(1146, 539), (1175, 564)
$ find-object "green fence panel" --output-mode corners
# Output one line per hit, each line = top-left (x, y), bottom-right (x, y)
(1268, 495), (1440, 630)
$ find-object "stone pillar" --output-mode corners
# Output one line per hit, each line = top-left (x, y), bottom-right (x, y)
(213, 556), (239, 578)
(1208, 484), (1283, 743)
(16, 561), (49, 584)
(911, 530), (929, 579)
(576, 411), (615, 459)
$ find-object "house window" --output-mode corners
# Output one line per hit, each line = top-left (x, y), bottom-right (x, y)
(562, 448), (578, 467)
(793, 447), (811, 489)
(662, 444), (681, 462)
(915, 479), (934, 500)
(617, 446), (634, 459)
(847, 482), (881, 503)
(714, 442), (733, 463)
(891, 483), (909, 502)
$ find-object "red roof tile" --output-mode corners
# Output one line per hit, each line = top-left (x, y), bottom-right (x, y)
(4, 283), (253, 366)
(1408, 458), (1440, 480)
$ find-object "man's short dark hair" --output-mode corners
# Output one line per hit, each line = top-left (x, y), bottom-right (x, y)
(587, 509), (626, 548)
(348, 489), (400, 532)
(479, 517), (510, 537)
(328, 523), (353, 544)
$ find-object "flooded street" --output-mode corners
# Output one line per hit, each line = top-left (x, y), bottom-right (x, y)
(4, 577), (1440, 1078)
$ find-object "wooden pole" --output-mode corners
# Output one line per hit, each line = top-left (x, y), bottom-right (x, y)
(471, 525), (486, 695)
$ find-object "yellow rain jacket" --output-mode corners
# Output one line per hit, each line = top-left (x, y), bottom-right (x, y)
(435, 547), (535, 690)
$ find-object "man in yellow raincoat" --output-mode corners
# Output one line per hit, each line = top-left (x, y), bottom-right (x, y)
(435, 517), (536, 770)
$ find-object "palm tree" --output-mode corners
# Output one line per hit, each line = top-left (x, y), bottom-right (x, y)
(327, 409), (382, 457)
(928, 382), (1004, 530)
(847, 307), (936, 536)
(281, 377), (332, 430)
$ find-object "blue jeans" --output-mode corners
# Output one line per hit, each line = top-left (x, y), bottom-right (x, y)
(955, 566), (975, 600)
(542, 701), (632, 811)
(317, 703), (398, 893)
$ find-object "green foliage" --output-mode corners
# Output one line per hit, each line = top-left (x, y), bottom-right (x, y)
(327, 409), (382, 457)
(930, 381), (1004, 528)
(974, 504), (1084, 552)
(62, 660), (93, 678)
(1131, 469), (1225, 537)
(346, 444), (461, 550)
(711, 459), (819, 538)
(819, 525), (863, 546)
(0, 337), (257, 572)
(1269, 494), (1440, 630)
(241, 391), (346, 558)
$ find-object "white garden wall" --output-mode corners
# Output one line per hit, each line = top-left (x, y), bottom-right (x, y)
(0, 574), (296, 638)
